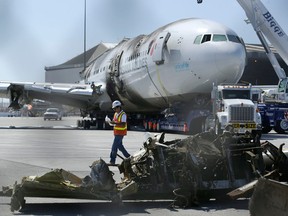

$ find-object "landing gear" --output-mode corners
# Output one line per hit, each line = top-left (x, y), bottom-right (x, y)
(77, 119), (90, 129)
(77, 118), (108, 130)
(83, 119), (91, 129)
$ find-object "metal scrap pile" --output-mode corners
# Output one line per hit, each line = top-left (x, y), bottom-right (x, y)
(1, 131), (288, 212)
(117, 131), (264, 207)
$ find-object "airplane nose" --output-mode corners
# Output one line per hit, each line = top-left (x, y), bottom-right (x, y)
(214, 43), (246, 82)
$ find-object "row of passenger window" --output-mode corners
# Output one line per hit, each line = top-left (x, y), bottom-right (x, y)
(92, 51), (147, 76)
(126, 50), (148, 62)
(90, 34), (241, 76)
(194, 34), (242, 44)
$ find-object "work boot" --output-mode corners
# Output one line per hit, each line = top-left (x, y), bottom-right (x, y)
(107, 161), (116, 166)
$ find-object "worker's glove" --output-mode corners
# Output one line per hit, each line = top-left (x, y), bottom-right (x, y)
(109, 122), (116, 127)
(105, 115), (111, 123)
(105, 116), (115, 126)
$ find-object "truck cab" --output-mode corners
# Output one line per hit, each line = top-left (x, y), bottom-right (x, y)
(209, 84), (262, 141)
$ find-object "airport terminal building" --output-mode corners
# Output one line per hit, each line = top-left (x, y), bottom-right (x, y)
(45, 43), (288, 85)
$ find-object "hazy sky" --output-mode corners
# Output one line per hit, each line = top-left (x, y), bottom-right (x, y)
(0, 0), (287, 82)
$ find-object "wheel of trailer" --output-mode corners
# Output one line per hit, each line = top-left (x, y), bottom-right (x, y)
(274, 120), (287, 134)
(189, 117), (205, 135)
(83, 120), (90, 129)
(262, 125), (272, 134)
(100, 120), (106, 130)
(280, 119), (288, 130)
(95, 120), (105, 130)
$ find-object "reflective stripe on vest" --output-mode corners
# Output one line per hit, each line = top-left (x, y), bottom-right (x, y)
(113, 111), (127, 135)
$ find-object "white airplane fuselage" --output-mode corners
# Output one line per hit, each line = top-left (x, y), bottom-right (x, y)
(0, 18), (247, 115)
(83, 18), (246, 112)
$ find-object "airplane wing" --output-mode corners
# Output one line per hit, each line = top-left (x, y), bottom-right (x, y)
(0, 81), (106, 111)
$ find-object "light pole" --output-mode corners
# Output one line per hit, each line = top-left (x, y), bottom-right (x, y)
(83, 0), (87, 71)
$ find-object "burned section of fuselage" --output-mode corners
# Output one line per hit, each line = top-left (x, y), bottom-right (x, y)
(117, 131), (265, 206)
(1, 159), (119, 212)
(7, 84), (26, 110)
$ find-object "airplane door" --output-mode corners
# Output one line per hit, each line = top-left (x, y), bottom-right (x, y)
(111, 51), (123, 77)
(108, 51), (125, 98)
(152, 32), (171, 64)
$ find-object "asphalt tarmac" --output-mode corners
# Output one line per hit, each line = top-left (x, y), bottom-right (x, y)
(0, 116), (287, 216)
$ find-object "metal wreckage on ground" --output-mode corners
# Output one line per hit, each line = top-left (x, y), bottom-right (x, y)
(1, 131), (288, 214)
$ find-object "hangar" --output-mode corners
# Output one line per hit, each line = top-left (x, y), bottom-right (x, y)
(45, 42), (116, 83)
(45, 43), (288, 85)
(242, 44), (288, 85)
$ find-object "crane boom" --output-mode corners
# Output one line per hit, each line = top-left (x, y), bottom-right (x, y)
(236, 0), (288, 80)
(236, 0), (288, 98)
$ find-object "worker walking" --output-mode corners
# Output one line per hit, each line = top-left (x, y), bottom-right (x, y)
(105, 100), (130, 165)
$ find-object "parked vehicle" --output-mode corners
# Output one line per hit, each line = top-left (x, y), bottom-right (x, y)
(207, 83), (262, 141)
(43, 108), (62, 121)
(258, 102), (288, 134)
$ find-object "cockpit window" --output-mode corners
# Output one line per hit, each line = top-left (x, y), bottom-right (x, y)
(212, 34), (227, 42)
(194, 35), (202, 44)
(227, 34), (241, 43)
(201, 34), (211, 43)
(194, 34), (241, 44)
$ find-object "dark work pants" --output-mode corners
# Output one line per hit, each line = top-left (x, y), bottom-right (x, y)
(110, 135), (130, 163)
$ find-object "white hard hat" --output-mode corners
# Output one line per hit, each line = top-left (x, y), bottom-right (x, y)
(112, 100), (121, 109)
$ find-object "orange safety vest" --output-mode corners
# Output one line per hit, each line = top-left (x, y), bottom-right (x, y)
(113, 110), (127, 136)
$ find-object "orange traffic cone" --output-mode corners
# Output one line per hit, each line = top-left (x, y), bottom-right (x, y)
(183, 123), (189, 133)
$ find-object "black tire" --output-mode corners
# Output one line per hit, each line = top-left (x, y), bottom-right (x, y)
(83, 120), (90, 129)
(96, 120), (104, 130)
(261, 116), (271, 134)
(262, 125), (272, 134)
(274, 120), (286, 134)
(189, 117), (205, 135)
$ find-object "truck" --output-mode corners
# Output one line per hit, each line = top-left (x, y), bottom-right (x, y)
(144, 83), (262, 141)
(257, 97), (288, 134)
(207, 83), (262, 141)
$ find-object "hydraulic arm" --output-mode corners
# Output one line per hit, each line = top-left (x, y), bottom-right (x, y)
(236, 0), (288, 80)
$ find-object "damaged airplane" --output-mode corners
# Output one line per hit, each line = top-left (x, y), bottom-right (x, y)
(1, 131), (288, 212)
